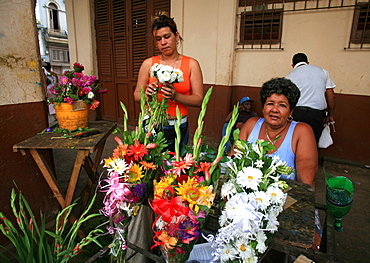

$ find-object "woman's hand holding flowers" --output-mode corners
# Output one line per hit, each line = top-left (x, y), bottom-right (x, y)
(160, 82), (176, 101)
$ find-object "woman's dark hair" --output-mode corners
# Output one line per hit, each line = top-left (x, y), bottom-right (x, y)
(44, 62), (51, 71)
(260, 77), (300, 110)
(151, 11), (183, 41)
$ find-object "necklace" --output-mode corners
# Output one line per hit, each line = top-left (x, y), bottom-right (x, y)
(265, 125), (286, 145)
(161, 54), (180, 68)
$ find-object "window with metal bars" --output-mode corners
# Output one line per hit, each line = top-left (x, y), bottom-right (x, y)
(350, 3), (370, 45)
(238, 0), (370, 50)
(239, 9), (283, 45)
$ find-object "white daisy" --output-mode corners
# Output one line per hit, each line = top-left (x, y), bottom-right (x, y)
(107, 158), (129, 175)
(266, 184), (286, 205)
(256, 230), (268, 253)
(221, 180), (237, 199)
(236, 166), (263, 190)
(249, 190), (271, 211)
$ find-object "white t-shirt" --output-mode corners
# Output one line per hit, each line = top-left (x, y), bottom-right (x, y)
(286, 62), (336, 110)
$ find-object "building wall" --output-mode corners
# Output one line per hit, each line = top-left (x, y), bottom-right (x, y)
(0, 0), (58, 244)
(65, 0), (97, 75)
(66, 0), (370, 164)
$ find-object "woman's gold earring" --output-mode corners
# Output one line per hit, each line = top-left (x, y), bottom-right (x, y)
(288, 116), (293, 121)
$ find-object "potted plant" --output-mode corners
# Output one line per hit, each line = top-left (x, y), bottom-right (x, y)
(47, 63), (108, 131)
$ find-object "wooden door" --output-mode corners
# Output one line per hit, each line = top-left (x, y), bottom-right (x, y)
(95, 0), (170, 125)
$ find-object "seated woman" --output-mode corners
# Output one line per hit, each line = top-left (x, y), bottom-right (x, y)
(236, 77), (321, 249)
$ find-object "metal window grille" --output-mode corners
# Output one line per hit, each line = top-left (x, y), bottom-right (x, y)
(349, 2), (370, 49)
(237, 0), (370, 50)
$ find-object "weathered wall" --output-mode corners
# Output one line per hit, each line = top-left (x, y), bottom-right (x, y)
(0, 0), (58, 244)
(0, 1), (45, 106)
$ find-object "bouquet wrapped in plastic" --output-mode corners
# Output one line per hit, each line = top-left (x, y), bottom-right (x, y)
(207, 139), (292, 263)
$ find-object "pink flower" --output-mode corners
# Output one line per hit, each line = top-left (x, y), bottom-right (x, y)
(82, 87), (92, 94)
(80, 75), (95, 86)
(146, 143), (157, 149)
(114, 136), (123, 145)
(71, 78), (82, 87)
(99, 89), (108, 94)
(59, 76), (70, 85)
(170, 153), (196, 176)
(50, 86), (59, 95)
(64, 97), (74, 104)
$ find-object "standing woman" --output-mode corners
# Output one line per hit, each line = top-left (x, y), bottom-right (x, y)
(134, 11), (204, 151)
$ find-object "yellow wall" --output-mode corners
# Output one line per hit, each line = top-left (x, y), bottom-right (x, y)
(66, 0), (370, 95)
(65, 0), (97, 75)
(0, 0), (44, 106)
(174, 0), (370, 96)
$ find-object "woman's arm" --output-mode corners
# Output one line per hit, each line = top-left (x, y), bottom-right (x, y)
(171, 57), (204, 107)
(293, 122), (318, 188)
(134, 58), (152, 102)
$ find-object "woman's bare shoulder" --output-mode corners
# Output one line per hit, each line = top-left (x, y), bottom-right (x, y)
(239, 117), (261, 140)
(294, 121), (314, 135)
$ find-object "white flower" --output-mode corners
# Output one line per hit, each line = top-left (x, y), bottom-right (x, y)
(157, 71), (170, 83)
(155, 217), (167, 230)
(87, 91), (95, 99)
(255, 159), (264, 168)
(249, 190), (271, 211)
(236, 166), (263, 190)
(116, 202), (135, 217)
(221, 180), (237, 199)
(234, 236), (253, 260)
(219, 243), (238, 262)
(266, 184), (286, 206)
(256, 230), (268, 253)
(265, 209), (280, 232)
(225, 192), (264, 233)
(169, 72), (177, 83)
(211, 140), (292, 263)
(106, 158), (129, 175)
(175, 69), (184, 82)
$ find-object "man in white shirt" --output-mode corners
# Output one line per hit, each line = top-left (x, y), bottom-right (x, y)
(286, 53), (336, 143)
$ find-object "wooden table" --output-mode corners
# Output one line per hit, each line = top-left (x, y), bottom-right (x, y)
(274, 178), (316, 249)
(13, 121), (117, 215)
(204, 178), (326, 261)
(271, 179), (337, 262)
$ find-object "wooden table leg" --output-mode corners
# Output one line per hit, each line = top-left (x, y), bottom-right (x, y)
(29, 149), (66, 207)
(64, 149), (90, 208)
(82, 139), (107, 206)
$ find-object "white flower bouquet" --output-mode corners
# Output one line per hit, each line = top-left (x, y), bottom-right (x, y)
(146, 63), (184, 128)
(208, 139), (293, 263)
(150, 63), (184, 84)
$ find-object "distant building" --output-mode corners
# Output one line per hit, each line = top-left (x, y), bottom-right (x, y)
(35, 0), (69, 74)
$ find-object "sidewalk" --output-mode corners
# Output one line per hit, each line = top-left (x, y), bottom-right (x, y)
(51, 119), (370, 263)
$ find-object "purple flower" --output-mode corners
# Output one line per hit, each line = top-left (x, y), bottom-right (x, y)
(178, 218), (199, 240)
(133, 182), (147, 198)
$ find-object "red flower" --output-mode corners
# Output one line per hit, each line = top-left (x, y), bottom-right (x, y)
(177, 174), (189, 185)
(127, 140), (148, 161)
(90, 100), (100, 110)
(73, 62), (84, 72)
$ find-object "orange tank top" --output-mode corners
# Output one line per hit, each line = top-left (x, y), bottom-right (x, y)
(149, 55), (191, 117)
